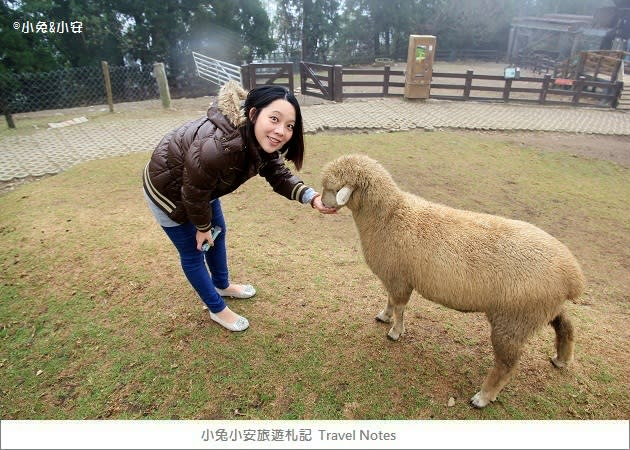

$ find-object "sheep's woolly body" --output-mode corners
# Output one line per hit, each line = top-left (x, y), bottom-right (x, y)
(320, 154), (585, 408)
(364, 192), (581, 315)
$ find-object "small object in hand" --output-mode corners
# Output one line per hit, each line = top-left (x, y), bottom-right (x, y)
(201, 226), (222, 251)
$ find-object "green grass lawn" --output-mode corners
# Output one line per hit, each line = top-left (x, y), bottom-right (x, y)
(1, 130), (628, 420)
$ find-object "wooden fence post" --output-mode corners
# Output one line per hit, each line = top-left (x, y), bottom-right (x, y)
(463, 70), (473, 99)
(0, 94), (16, 129)
(383, 66), (390, 96)
(593, 57), (602, 80)
(153, 62), (171, 109)
(241, 65), (250, 90)
(332, 65), (343, 102)
(611, 58), (622, 83)
(612, 81), (623, 108)
(576, 53), (586, 77)
(245, 64), (256, 89)
(539, 74), (551, 104)
(0, 79), (16, 128)
(572, 76), (585, 105)
(503, 78), (512, 101)
(101, 61), (114, 113)
(286, 64), (294, 93)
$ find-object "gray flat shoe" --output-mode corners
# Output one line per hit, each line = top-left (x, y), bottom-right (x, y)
(209, 312), (249, 332)
(215, 284), (256, 299)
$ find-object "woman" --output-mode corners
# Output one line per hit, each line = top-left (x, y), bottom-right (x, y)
(143, 81), (336, 332)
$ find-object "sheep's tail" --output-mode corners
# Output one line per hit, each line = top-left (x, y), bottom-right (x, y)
(566, 264), (586, 301)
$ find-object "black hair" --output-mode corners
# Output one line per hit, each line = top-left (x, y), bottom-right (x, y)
(242, 85), (305, 170)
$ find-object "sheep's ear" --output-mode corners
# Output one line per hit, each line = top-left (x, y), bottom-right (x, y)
(336, 186), (353, 206)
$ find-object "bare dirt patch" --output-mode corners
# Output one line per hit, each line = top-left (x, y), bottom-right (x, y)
(452, 130), (630, 168)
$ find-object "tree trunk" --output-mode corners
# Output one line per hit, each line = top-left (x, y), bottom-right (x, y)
(302, 0), (314, 61)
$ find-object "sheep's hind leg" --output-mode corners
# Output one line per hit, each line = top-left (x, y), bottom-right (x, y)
(471, 321), (529, 408)
(383, 288), (412, 341)
(550, 310), (574, 369)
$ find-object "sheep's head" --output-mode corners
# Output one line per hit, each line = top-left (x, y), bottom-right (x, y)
(320, 154), (383, 210)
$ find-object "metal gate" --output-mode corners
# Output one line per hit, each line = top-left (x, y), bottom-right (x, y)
(192, 52), (241, 87)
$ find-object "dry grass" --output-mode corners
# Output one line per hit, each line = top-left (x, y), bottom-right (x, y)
(1, 129), (628, 420)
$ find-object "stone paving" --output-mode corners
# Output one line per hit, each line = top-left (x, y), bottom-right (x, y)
(1, 98), (629, 182)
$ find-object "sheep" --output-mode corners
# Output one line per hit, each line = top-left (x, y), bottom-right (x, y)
(320, 153), (585, 408)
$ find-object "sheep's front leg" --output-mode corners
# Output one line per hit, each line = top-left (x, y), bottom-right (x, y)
(387, 302), (407, 341)
(375, 295), (394, 324)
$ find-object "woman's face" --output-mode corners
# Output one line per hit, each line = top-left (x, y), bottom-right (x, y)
(250, 99), (295, 154)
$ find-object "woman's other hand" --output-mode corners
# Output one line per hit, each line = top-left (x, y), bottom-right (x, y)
(196, 229), (213, 251)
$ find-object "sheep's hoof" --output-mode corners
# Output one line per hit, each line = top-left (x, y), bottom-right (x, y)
(470, 392), (490, 409)
(386, 328), (402, 341)
(550, 356), (567, 369)
(375, 312), (391, 323)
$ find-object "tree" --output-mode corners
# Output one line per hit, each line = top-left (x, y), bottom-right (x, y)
(114, 0), (274, 74)
(1, 0), (127, 69)
(3, 0), (612, 78)
(312, 0), (341, 62)
(1, 0), (275, 80)
(0, 1), (61, 74)
(238, 0), (276, 61)
(272, 0), (339, 63)
(301, 0), (315, 60)
(517, 0), (613, 16)
(274, 0), (303, 60)
(430, 0), (518, 51)
(334, 0), (375, 62)
(50, 0), (127, 67)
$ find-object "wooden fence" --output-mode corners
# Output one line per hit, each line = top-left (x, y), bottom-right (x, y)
(522, 50), (627, 82)
(241, 63), (294, 92)
(430, 70), (623, 107)
(341, 66), (406, 99)
(564, 51), (625, 83)
(244, 62), (623, 109)
(299, 62), (341, 101)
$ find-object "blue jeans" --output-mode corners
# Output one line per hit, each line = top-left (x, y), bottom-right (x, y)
(161, 199), (230, 313)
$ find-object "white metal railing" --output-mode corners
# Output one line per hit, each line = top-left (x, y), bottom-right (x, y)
(192, 51), (241, 86)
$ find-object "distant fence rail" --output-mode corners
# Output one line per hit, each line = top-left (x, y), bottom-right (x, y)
(340, 66), (405, 99)
(435, 49), (501, 62)
(519, 50), (628, 81)
(3, 55), (624, 129)
(242, 63), (293, 92)
(0, 63), (159, 116)
(430, 70), (622, 107)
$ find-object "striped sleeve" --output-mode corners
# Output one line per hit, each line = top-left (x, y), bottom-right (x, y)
(143, 163), (176, 214)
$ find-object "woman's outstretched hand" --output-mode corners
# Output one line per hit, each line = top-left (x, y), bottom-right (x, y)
(311, 194), (337, 214)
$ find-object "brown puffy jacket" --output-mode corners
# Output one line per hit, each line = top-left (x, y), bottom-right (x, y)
(143, 81), (311, 232)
